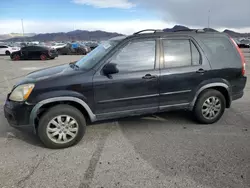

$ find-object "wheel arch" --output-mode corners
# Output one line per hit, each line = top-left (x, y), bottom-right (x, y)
(30, 97), (96, 131)
(190, 83), (232, 109)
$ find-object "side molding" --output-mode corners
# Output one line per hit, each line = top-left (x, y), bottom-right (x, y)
(29, 97), (97, 128)
(190, 82), (230, 108)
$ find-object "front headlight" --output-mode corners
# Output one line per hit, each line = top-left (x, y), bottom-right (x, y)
(9, 84), (35, 102)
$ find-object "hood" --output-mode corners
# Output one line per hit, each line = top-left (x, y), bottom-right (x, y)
(15, 64), (73, 86)
(27, 64), (70, 80)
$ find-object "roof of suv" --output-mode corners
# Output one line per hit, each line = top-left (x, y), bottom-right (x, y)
(109, 29), (229, 42)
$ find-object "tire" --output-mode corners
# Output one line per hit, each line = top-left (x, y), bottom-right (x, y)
(50, 57), (55, 59)
(5, 51), (10, 55)
(40, 54), (47, 60)
(193, 89), (226, 124)
(38, 104), (86, 149)
(11, 54), (20, 61)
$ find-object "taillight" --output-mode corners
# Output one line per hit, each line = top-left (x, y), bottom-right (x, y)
(230, 38), (246, 76)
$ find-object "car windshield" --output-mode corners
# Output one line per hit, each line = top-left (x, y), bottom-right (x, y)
(75, 40), (118, 70)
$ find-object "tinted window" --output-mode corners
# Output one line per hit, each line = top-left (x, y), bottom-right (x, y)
(110, 40), (155, 72)
(191, 42), (201, 65)
(21, 46), (33, 51)
(0, 46), (8, 48)
(163, 40), (191, 68)
(200, 37), (240, 68)
(163, 39), (201, 68)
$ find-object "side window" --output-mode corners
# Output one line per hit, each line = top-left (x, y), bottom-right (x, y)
(191, 42), (201, 65)
(0, 46), (8, 48)
(200, 37), (239, 68)
(110, 40), (156, 72)
(163, 39), (201, 68)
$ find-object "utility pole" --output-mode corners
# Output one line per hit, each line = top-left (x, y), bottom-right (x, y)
(208, 10), (210, 29)
(21, 19), (24, 36)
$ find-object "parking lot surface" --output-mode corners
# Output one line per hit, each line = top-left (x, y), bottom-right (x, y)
(0, 51), (250, 188)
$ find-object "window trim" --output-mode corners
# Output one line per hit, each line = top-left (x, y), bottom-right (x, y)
(160, 37), (202, 69)
(106, 38), (158, 73)
(190, 40), (202, 66)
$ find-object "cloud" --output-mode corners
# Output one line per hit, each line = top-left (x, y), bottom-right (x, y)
(134, 0), (250, 28)
(72, 0), (135, 9)
(0, 19), (174, 35)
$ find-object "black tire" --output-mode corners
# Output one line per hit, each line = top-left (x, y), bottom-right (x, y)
(5, 51), (10, 55)
(193, 89), (226, 124)
(38, 104), (86, 149)
(50, 57), (55, 59)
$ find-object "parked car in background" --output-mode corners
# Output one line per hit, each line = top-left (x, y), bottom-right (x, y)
(51, 43), (67, 50)
(238, 39), (250, 48)
(0, 45), (20, 55)
(85, 42), (99, 50)
(56, 43), (89, 55)
(10, 45), (58, 60)
(4, 30), (247, 148)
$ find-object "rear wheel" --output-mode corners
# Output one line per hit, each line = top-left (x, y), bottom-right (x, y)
(193, 89), (226, 124)
(40, 54), (47, 60)
(12, 54), (20, 61)
(5, 51), (10, 55)
(38, 104), (86, 149)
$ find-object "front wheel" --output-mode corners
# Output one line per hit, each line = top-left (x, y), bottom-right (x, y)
(5, 51), (10, 55)
(193, 89), (226, 124)
(40, 54), (47, 60)
(11, 54), (20, 61)
(38, 104), (86, 149)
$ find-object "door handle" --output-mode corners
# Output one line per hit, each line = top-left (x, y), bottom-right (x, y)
(196, 69), (206, 74)
(142, 74), (157, 79)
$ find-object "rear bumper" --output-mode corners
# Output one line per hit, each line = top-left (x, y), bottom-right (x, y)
(232, 91), (244, 101)
(231, 76), (247, 101)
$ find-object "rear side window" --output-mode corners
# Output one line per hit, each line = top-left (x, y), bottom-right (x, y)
(163, 39), (201, 68)
(200, 37), (240, 68)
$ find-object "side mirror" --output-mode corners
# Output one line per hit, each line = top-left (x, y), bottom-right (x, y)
(103, 63), (119, 75)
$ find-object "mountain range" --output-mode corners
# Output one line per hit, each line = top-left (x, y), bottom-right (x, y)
(0, 30), (123, 42)
(1, 25), (249, 42)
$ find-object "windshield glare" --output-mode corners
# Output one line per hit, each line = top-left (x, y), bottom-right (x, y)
(75, 40), (118, 70)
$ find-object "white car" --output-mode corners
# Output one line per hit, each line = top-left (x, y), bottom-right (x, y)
(51, 43), (66, 49)
(0, 45), (20, 55)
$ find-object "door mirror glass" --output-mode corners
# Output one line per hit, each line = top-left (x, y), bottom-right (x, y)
(103, 63), (119, 75)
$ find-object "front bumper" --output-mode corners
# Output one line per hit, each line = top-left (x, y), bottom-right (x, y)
(4, 99), (34, 129)
(49, 53), (58, 58)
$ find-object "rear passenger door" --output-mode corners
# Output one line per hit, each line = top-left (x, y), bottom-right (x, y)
(159, 37), (211, 109)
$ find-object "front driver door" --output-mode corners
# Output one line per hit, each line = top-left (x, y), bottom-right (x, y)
(93, 38), (160, 120)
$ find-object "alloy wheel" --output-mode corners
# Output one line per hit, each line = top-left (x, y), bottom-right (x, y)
(46, 115), (79, 144)
(202, 96), (221, 120)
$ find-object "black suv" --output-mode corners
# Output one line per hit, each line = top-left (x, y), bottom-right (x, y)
(4, 29), (247, 149)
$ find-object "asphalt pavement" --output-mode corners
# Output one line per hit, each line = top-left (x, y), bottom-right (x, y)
(0, 50), (250, 188)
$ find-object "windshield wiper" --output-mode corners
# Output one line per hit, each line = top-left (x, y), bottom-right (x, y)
(69, 61), (79, 70)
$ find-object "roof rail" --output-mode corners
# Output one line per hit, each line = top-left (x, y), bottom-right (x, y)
(173, 29), (206, 33)
(133, 29), (163, 35)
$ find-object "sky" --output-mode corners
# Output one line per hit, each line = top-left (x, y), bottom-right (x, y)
(0, 0), (250, 34)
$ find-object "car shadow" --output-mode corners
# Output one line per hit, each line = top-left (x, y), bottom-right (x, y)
(117, 110), (250, 188)
(0, 114), (44, 147)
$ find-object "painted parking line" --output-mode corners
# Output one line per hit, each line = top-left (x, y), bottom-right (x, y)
(21, 67), (40, 71)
